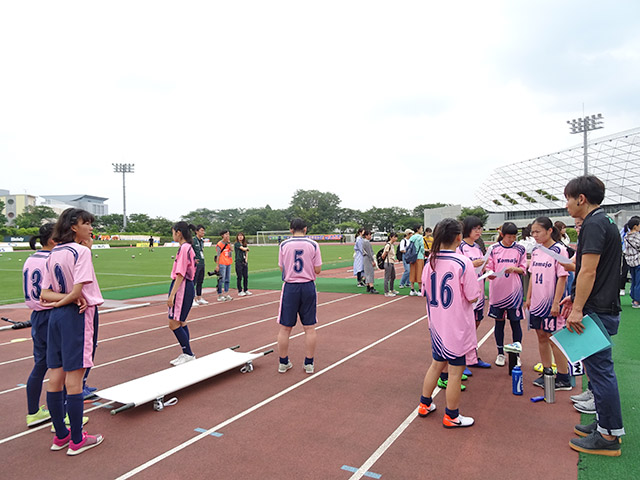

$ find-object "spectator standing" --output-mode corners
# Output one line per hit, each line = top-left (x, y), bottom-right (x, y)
(216, 230), (233, 302)
(409, 225), (426, 296)
(398, 229), (413, 288)
(235, 232), (252, 296)
(623, 217), (640, 308)
(382, 232), (398, 297)
(192, 225), (208, 305)
(423, 227), (434, 256)
(353, 228), (365, 287)
(362, 230), (379, 294)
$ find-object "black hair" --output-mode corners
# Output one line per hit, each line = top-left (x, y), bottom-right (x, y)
(236, 231), (247, 247)
(462, 216), (483, 238)
(290, 218), (307, 232)
(413, 224), (423, 232)
(173, 221), (196, 243)
(219, 229), (229, 236)
(501, 222), (518, 236)
(424, 227), (432, 234)
(533, 216), (561, 242)
(52, 208), (95, 244)
(564, 175), (605, 205)
(625, 217), (640, 233)
(356, 227), (364, 236)
(554, 221), (567, 231)
(363, 229), (372, 237)
(30, 222), (55, 250)
(521, 225), (531, 239)
(430, 218), (462, 270)
(196, 224), (205, 231)
(387, 232), (398, 241)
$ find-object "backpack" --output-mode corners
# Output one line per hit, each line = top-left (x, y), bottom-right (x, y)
(376, 248), (386, 269)
(396, 243), (403, 261)
(404, 239), (418, 264)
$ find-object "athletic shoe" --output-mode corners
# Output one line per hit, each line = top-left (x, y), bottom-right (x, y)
(278, 361), (293, 373)
(437, 378), (466, 391)
(192, 300), (199, 307)
(357, 283), (365, 287)
(245, 291), (252, 295)
(369, 289), (380, 294)
(238, 291), (246, 297)
(569, 431), (621, 457)
(26, 406), (51, 427)
(82, 386), (98, 400)
(532, 376), (545, 388)
(173, 354), (196, 366)
(409, 290), (419, 296)
(555, 379), (573, 391)
(303, 363), (314, 374)
(418, 402), (436, 417)
(443, 413), (474, 428)
(392, 290), (399, 295)
(384, 292), (396, 297)
(574, 398), (596, 414)
(620, 289), (626, 296)
(225, 295), (233, 301)
(495, 354), (505, 366)
(67, 432), (104, 456)
(217, 296), (226, 302)
(398, 285), (407, 289)
(170, 353), (185, 366)
(197, 298), (209, 305)
(504, 342), (522, 354)
(51, 414), (89, 433)
(574, 421), (598, 438)
(571, 389), (594, 403)
(469, 358), (491, 368)
(633, 303), (640, 309)
(463, 368), (472, 376)
(533, 362), (557, 373)
(51, 432), (71, 451)
(84, 386), (97, 393)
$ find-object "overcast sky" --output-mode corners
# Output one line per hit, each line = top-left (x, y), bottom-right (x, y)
(2, 1), (640, 220)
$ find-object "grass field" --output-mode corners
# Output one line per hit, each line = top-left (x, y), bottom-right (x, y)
(0, 243), (361, 305)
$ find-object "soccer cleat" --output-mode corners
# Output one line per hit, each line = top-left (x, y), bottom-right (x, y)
(278, 361), (293, 373)
(26, 406), (51, 427)
(51, 414), (89, 433)
(418, 402), (436, 417)
(569, 431), (621, 457)
(495, 354), (506, 366)
(573, 398), (596, 414)
(437, 378), (466, 391)
(238, 291), (246, 297)
(443, 413), (474, 428)
(571, 389), (594, 403)
(555, 379), (573, 391)
(303, 363), (314, 374)
(67, 432), (104, 456)
(463, 368), (472, 377)
(172, 354), (196, 366)
(198, 298), (209, 305)
(51, 432), (71, 451)
(533, 362), (558, 373)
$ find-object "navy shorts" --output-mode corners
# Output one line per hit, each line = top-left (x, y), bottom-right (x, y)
(278, 281), (317, 327)
(431, 350), (467, 366)
(168, 279), (195, 322)
(529, 314), (565, 333)
(31, 310), (51, 368)
(489, 306), (523, 322)
(47, 304), (97, 372)
(474, 308), (484, 322)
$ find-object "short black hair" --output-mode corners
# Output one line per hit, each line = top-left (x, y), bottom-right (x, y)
(564, 175), (605, 205)
(290, 218), (307, 232)
(462, 216), (483, 238)
(424, 227), (432, 234)
(196, 224), (205, 231)
(219, 229), (229, 236)
(501, 222), (518, 236)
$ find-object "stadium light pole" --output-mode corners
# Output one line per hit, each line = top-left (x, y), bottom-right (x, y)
(567, 113), (604, 175)
(112, 163), (135, 230)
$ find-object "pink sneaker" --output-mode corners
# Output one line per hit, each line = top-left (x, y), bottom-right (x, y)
(67, 432), (104, 456)
(51, 431), (71, 451)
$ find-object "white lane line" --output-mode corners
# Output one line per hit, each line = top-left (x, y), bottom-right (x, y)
(116, 316), (425, 480)
(348, 326), (496, 480)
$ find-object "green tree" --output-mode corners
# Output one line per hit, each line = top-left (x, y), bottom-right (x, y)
(125, 213), (153, 233)
(289, 189), (341, 232)
(150, 217), (174, 236)
(0, 200), (7, 226)
(458, 206), (489, 225)
(96, 213), (124, 232)
(412, 203), (449, 218)
(336, 221), (360, 233)
(14, 206), (58, 228)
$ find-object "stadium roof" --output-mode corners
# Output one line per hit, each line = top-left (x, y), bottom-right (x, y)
(476, 127), (640, 213)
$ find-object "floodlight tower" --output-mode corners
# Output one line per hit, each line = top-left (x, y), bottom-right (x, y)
(567, 113), (604, 175)
(112, 163), (135, 230)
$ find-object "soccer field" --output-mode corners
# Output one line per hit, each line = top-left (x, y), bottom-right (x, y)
(0, 243), (357, 305)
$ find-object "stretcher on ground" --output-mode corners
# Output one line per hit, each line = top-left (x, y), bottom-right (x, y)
(95, 346), (273, 415)
(1, 317), (32, 331)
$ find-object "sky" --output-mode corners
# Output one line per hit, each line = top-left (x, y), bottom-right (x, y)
(2, 1), (640, 220)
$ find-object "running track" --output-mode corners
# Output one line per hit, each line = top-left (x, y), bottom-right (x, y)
(1, 290), (580, 479)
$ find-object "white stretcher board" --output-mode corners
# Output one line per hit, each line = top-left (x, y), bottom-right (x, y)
(95, 347), (270, 413)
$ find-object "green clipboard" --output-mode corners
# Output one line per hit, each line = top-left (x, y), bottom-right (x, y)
(550, 314), (613, 364)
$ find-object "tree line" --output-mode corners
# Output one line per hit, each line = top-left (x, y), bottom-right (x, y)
(0, 192), (488, 237)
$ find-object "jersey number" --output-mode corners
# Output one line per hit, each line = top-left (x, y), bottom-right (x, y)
(535, 273), (543, 284)
(54, 264), (67, 294)
(23, 268), (43, 301)
(429, 271), (454, 309)
(293, 250), (304, 273)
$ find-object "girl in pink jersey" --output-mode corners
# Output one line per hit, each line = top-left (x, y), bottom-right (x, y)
(167, 222), (197, 366)
(40, 208), (103, 455)
(525, 217), (572, 390)
(418, 219), (480, 428)
(486, 222), (527, 366)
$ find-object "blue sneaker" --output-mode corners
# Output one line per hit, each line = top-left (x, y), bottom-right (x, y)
(470, 358), (491, 368)
(463, 368), (472, 376)
(83, 386), (98, 400)
(84, 385), (97, 393)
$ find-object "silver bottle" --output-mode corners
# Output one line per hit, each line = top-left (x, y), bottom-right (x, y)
(543, 367), (555, 403)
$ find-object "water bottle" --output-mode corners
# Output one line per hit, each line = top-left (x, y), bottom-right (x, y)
(512, 366), (523, 395)
(543, 367), (555, 403)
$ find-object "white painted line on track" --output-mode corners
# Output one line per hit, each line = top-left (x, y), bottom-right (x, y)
(116, 316), (425, 480)
(347, 326), (496, 480)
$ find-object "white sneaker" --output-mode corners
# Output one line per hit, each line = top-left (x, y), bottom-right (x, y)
(443, 413), (474, 428)
(198, 298), (209, 305)
(238, 291), (246, 297)
(225, 295), (233, 301)
(170, 353), (187, 366)
(620, 289), (626, 296)
(217, 296), (225, 302)
(278, 361), (293, 373)
(573, 398), (596, 414)
(495, 354), (506, 366)
(173, 354), (196, 366)
(192, 300), (199, 307)
(384, 292), (396, 297)
(571, 389), (594, 403)
(245, 291), (252, 296)
(392, 290), (399, 294)
(303, 363), (314, 374)
(409, 290), (419, 296)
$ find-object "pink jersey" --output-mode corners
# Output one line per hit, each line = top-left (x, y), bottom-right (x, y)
(486, 241), (527, 310)
(43, 243), (104, 307)
(422, 251), (480, 358)
(457, 240), (485, 312)
(528, 242), (569, 318)
(279, 237), (322, 283)
(171, 242), (196, 281)
(23, 250), (53, 311)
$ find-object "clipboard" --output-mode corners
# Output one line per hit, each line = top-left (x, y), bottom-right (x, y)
(550, 314), (612, 363)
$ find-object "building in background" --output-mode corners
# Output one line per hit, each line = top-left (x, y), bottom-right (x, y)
(0, 190), (37, 225)
(476, 127), (640, 229)
(40, 194), (109, 217)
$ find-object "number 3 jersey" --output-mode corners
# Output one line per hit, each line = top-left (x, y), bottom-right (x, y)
(528, 242), (569, 318)
(485, 242), (527, 310)
(42, 242), (104, 307)
(278, 237), (323, 283)
(422, 251), (481, 358)
(23, 250), (53, 311)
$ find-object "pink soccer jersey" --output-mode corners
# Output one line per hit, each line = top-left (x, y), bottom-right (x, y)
(23, 250), (53, 312)
(485, 241), (527, 310)
(422, 251), (480, 358)
(279, 237), (322, 283)
(171, 242), (196, 281)
(43, 243), (104, 307)
(457, 240), (485, 312)
(528, 242), (569, 318)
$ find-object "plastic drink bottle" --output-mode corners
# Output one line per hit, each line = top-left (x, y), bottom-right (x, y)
(512, 366), (523, 395)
